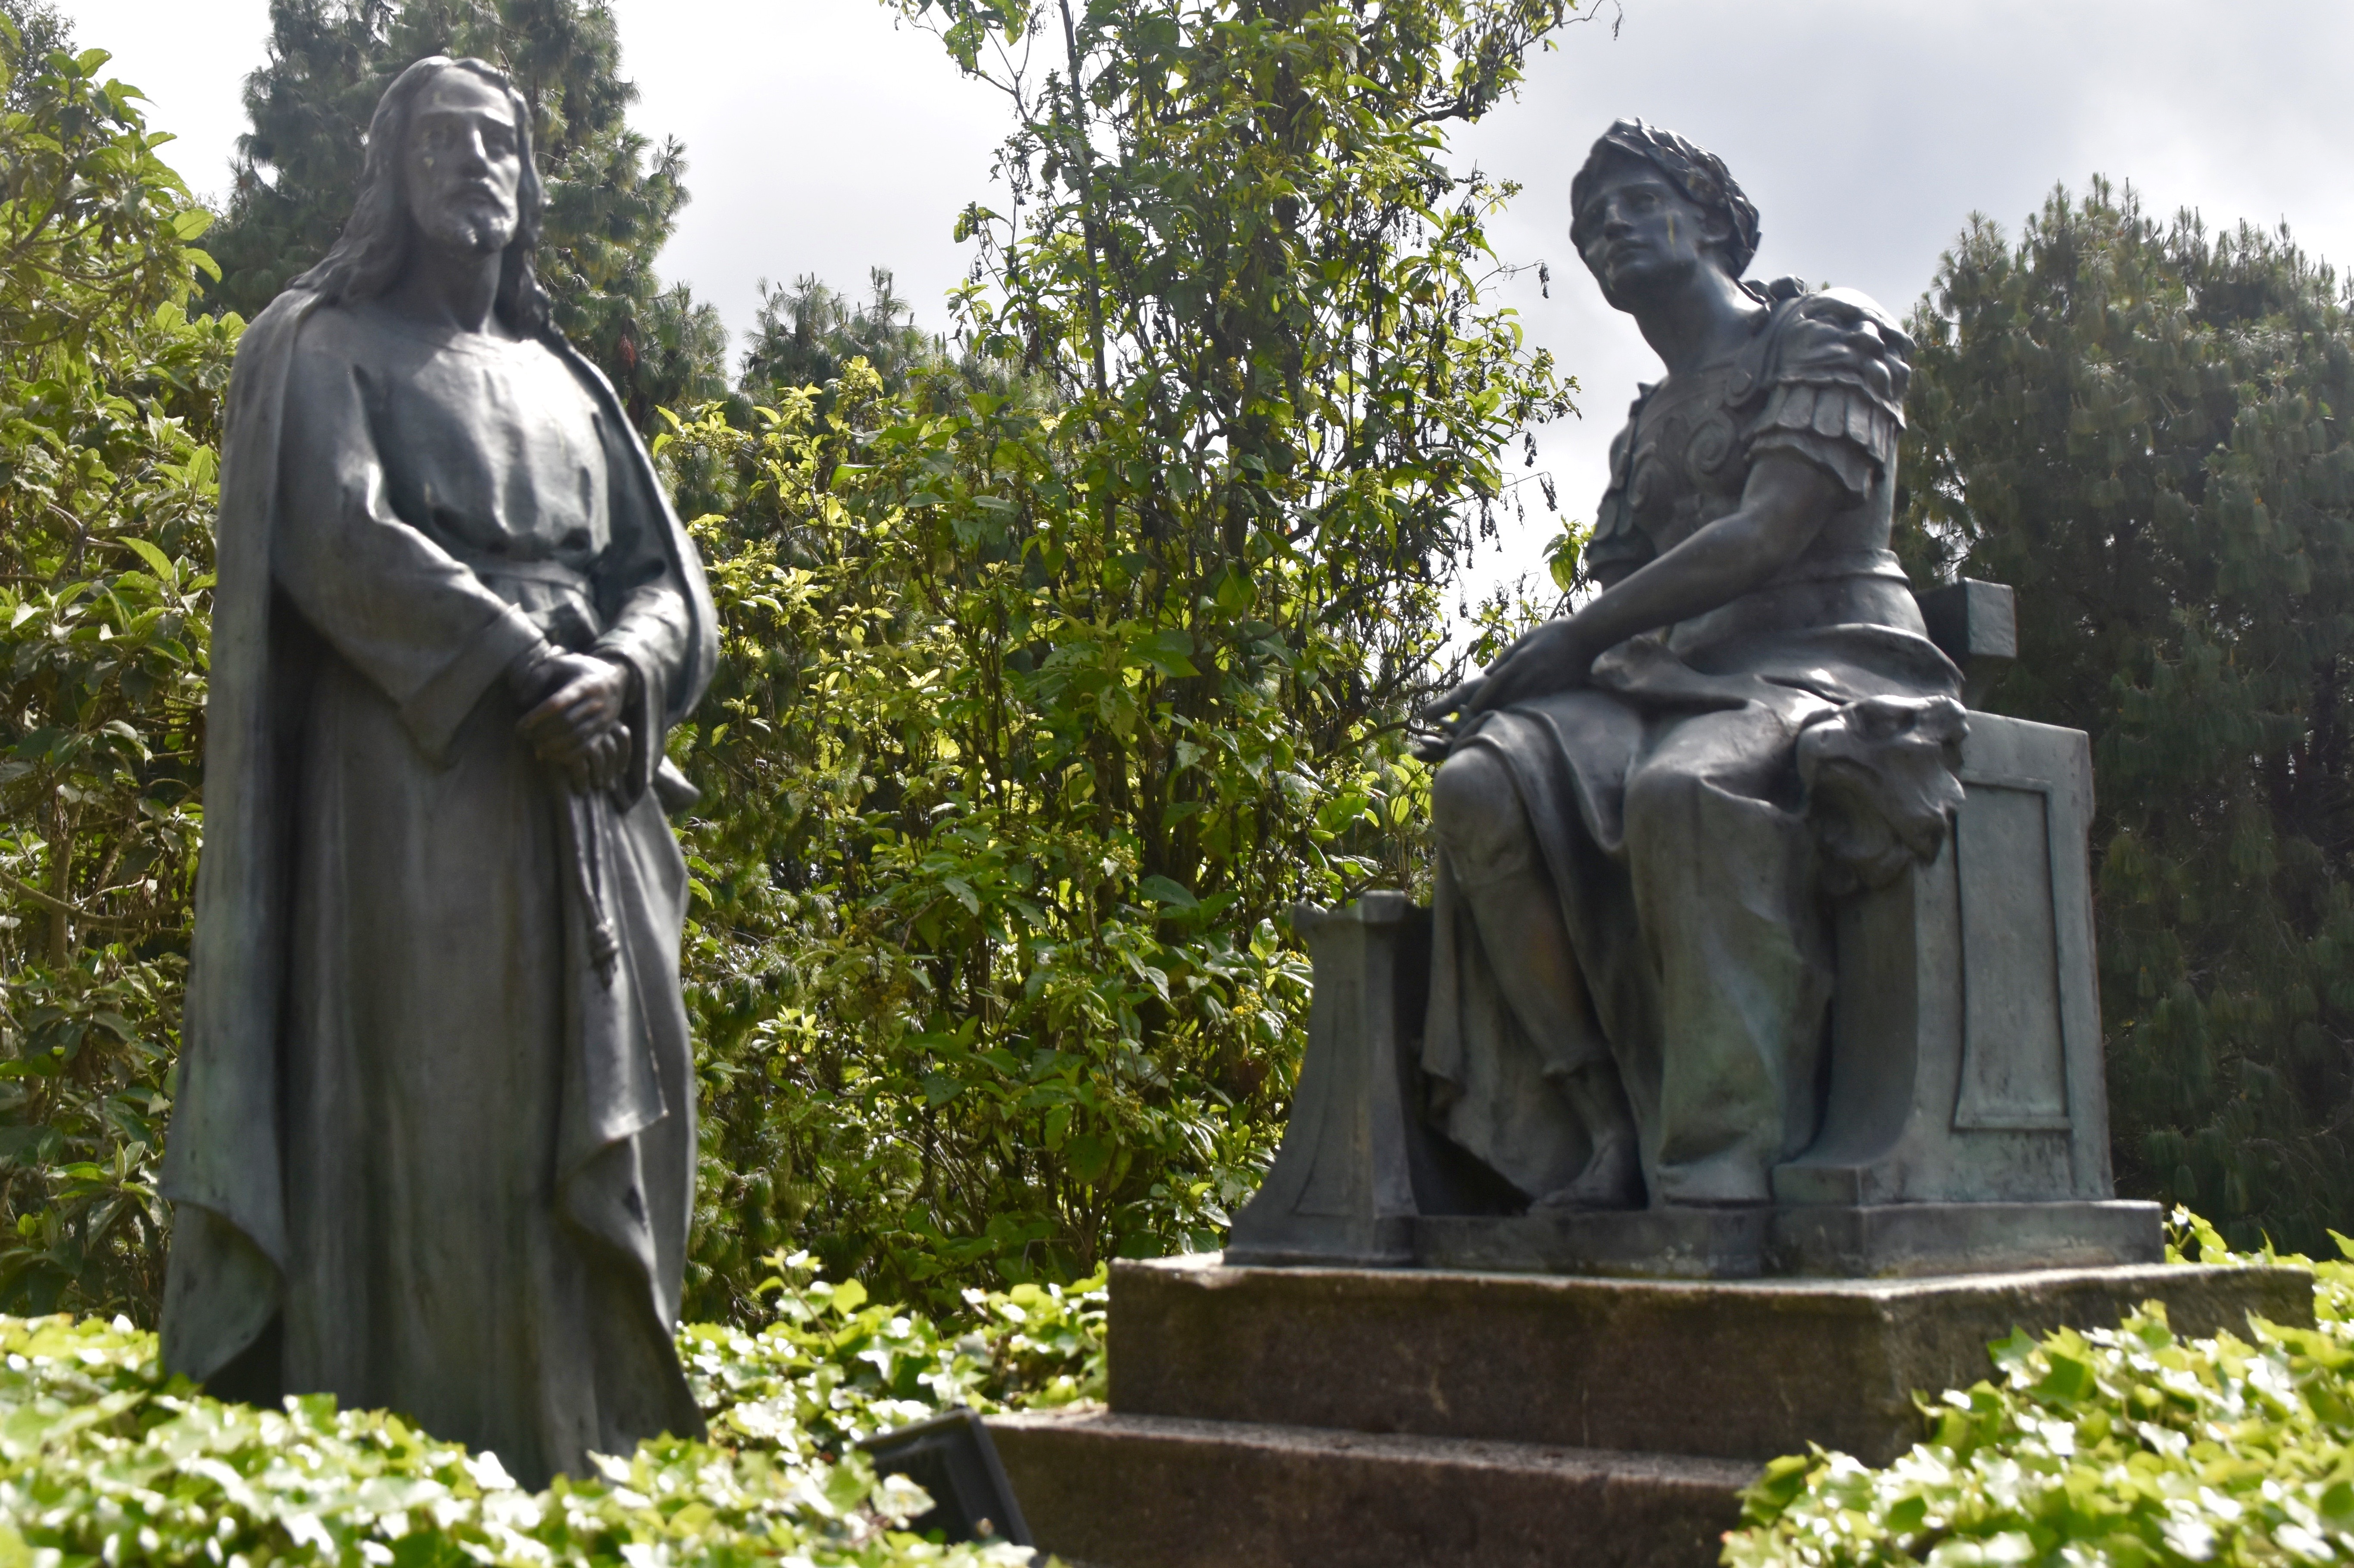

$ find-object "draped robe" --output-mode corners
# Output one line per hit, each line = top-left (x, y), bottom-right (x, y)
(160, 289), (718, 1487)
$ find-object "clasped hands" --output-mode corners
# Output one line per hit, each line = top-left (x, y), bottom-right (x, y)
(509, 645), (633, 792)
(1412, 617), (1597, 760)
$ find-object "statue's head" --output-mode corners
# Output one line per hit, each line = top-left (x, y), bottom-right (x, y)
(293, 56), (552, 334)
(1569, 119), (1759, 309)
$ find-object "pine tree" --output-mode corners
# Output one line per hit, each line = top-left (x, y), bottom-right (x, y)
(1900, 180), (2354, 1252)
(203, 0), (724, 428)
(738, 268), (946, 400)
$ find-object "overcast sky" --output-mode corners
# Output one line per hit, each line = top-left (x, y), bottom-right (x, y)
(59, 0), (2354, 595)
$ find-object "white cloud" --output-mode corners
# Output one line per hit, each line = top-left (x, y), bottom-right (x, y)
(63, 0), (2354, 597)
(1451, 0), (2354, 592)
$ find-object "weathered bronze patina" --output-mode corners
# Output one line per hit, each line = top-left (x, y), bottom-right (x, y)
(1417, 120), (1967, 1213)
(159, 56), (715, 1487)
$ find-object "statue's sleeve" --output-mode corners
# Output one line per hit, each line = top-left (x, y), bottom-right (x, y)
(587, 413), (697, 801)
(272, 334), (547, 764)
(1744, 291), (1912, 500)
(589, 444), (692, 695)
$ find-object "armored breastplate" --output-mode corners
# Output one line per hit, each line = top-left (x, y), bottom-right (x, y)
(1624, 365), (1750, 555)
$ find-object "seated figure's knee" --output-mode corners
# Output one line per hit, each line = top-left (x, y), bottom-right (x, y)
(1432, 746), (1535, 883)
(1622, 758), (1708, 851)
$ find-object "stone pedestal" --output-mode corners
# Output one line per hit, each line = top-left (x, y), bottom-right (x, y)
(988, 1254), (2312, 1567)
(1414, 1198), (2163, 1281)
(1226, 711), (2154, 1278)
(991, 590), (2293, 1564)
(990, 1410), (1753, 1568)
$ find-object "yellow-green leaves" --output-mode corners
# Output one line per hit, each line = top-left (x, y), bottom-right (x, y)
(669, 0), (1575, 1322)
(0, 24), (240, 1324)
(683, 1250), (1105, 1462)
(0, 1310), (1037, 1568)
(1727, 1238), (2354, 1567)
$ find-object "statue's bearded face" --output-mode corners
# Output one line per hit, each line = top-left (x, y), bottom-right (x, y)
(1575, 156), (1734, 310)
(401, 70), (523, 259)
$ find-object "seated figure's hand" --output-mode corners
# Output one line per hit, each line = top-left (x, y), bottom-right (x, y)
(1459, 619), (1597, 718)
(1417, 674), (1488, 728)
(1412, 673), (1489, 761)
(511, 648), (634, 788)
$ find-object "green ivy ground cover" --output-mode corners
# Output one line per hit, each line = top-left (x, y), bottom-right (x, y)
(0, 1254), (1104, 1568)
(23, 1220), (2354, 1568)
(1728, 1214), (2354, 1566)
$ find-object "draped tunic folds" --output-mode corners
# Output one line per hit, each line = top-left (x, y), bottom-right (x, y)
(1423, 287), (1963, 1207)
(159, 294), (714, 1488)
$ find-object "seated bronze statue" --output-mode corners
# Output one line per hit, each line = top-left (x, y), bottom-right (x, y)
(1416, 120), (1966, 1213)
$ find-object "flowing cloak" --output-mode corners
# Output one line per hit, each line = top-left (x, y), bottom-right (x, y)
(1423, 286), (1965, 1207)
(159, 288), (719, 1482)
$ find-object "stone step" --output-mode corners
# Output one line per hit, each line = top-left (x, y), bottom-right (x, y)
(1109, 1253), (2314, 1464)
(988, 1407), (1755, 1568)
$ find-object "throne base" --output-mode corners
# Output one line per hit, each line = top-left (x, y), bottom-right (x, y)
(1407, 1198), (2159, 1280)
(988, 1252), (2309, 1567)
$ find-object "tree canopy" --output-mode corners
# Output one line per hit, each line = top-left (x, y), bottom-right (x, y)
(0, 17), (234, 1315)
(202, 0), (726, 428)
(0, 0), (66, 111)
(738, 269), (947, 402)
(670, 0), (1576, 1314)
(1900, 181), (2354, 1253)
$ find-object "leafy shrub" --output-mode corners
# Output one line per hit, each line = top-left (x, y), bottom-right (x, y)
(1726, 1213), (2350, 1566)
(663, 370), (1331, 1321)
(664, 0), (1578, 1322)
(684, 1251), (1107, 1459)
(0, 1258), (1106, 1568)
(0, 25), (238, 1320)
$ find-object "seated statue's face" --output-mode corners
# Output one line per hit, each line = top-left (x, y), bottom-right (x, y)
(1575, 157), (1730, 310)
(402, 69), (524, 260)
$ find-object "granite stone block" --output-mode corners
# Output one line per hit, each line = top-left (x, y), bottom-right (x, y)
(1107, 1254), (2314, 1465)
(989, 1408), (1753, 1568)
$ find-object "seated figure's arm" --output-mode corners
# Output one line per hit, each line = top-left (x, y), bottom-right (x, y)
(1446, 293), (1909, 720)
(1565, 452), (1839, 646)
(1457, 452), (1840, 715)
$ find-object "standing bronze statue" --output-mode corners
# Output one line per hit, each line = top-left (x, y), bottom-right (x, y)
(1417, 120), (1966, 1213)
(159, 56), (716, 1486)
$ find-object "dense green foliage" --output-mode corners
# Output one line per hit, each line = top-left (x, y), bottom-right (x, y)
(0, 0), (1578, 1325)
(1726, 1214), (2353, 1566)
(0, 22), (237, 1319)
(0, 1259), (1104, 1568)
(204, 0), (727, 427)
(684, 1251), (1106, 1457)
(665, 0), (1574, 1317)
(1898, 184), (2354, 1254)
(0, 0), (65, 112)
